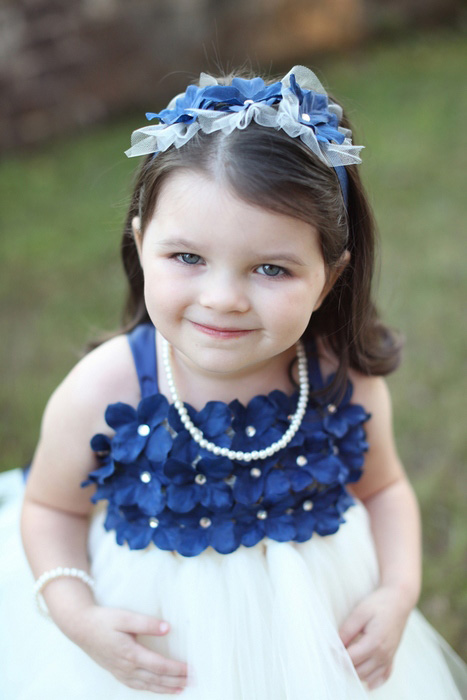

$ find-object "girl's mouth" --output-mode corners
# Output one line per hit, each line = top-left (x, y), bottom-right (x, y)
(190, 321), (255, 338)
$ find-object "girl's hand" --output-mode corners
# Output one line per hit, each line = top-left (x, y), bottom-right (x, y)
(67, 604), (188, 694)
(339, 586), (413, 690)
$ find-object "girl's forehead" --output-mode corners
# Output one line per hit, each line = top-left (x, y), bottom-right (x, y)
(150, 170), (318, 242)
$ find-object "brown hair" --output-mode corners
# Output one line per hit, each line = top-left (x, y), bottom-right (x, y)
(97, 81), (402, 398)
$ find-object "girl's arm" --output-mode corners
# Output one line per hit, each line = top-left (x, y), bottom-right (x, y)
(21, 338), (188, 695)
(339, 375), (422, 690)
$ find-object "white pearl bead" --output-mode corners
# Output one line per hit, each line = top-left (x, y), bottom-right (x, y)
(213, 446), (222, 456)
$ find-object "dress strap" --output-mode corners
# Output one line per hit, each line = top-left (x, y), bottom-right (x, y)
(305, 336), (325, 391)
(127, 323), (159, 398)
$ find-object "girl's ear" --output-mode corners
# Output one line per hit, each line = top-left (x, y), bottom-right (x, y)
(313, 250), (351, 311)
(132, 216), (143, 262)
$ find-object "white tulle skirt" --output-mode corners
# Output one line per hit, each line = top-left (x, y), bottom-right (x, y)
(1, 468), (466, 699)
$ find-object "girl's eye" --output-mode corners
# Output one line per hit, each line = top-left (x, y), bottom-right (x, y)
(256, 264), (286, 277)
(176, 253), (201, 265)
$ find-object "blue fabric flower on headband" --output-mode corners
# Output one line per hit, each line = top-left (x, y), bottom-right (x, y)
(146, 78), (283, 126)
(289, 74), (345, 145)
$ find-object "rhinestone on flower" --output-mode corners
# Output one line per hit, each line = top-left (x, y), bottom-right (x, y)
(250, 467), (261, 478)
(195, 473), (207, 485)
(296, 455), (308, 467)
(301, 113), (311, 122)
(137, 424), (151, 437)
(199, 517), (211, 528)
(257, 509), (268, 520)
(149, 517), (159, 528)
(245, 425), (256, 437)
(302, 500), (313, 511)
(244, 99), (254, 105)
(140, 471), (152, 483)
(327, 404), (337, 414)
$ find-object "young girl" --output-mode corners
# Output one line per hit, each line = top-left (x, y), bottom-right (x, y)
(0, 66), (465, 699)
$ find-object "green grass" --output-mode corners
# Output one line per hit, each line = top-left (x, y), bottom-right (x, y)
(1, 30), (465, 654)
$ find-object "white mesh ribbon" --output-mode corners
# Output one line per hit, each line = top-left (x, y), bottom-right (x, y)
(125, 66), (363, 169)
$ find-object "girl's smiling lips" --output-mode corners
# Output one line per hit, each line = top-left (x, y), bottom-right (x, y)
(190, 321), (256, 338)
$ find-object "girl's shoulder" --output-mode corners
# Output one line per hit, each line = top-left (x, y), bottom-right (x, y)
(315, 337), (404, 501)
(42, 333), (141, 438)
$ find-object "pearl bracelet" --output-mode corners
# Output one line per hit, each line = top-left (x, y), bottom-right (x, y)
(34, 567), (96, 618)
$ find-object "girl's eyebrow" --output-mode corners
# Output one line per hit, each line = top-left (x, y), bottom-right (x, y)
(157, 237), (306, 266)
(157, 237), (199, 249)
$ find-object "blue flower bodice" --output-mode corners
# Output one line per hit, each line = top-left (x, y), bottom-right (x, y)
(83, 324), (370, 557)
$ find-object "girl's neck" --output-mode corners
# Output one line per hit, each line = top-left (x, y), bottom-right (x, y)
(156, 334), (299, 409)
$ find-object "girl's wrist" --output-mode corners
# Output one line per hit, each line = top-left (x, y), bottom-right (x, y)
(37, 573), (96, 636)
(34, 567), (95, 617)
(379, 579), (420, 612)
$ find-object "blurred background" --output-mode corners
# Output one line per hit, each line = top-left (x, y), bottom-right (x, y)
(0, 0), (466, 655)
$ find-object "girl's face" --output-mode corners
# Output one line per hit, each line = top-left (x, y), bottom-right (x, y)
(133, 170), (332, 385)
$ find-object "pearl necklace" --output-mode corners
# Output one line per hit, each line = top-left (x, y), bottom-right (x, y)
(161, 337), (309, 462)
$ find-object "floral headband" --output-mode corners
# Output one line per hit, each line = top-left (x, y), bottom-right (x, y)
(125, 65), (363, 206)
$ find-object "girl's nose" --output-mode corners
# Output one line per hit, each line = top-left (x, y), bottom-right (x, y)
(198, 272), (250, 314)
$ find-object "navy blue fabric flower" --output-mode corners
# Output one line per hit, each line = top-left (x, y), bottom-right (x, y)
(289, 74), (345, 145)
(105, 394), (172, 463)
(164, 456), (233, 513)
(237, 497), (297, 547)
(168, 400), (232, 447)
(175, 507), (241, 557)
(229, 395), (284, 453)
(294, 485), (352, 541)
(232, 459), (287, 506)
(335, 425), (368, 482)
(82, 434), (114, 487)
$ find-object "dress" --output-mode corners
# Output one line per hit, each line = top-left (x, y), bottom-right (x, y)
(0, 323), (466, 699)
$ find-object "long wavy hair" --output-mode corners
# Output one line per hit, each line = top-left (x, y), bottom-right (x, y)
(93, 80), (402, 399)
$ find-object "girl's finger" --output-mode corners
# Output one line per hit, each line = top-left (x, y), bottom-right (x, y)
(365, 665), (390, 690)
(116, 610), (171, 636)
(339, 608), (368, 646)
(345, 635), (375, 667)
(135, 645), (188, 679)
(354, 656), (381, 680)
(136, 667), (187, 693)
